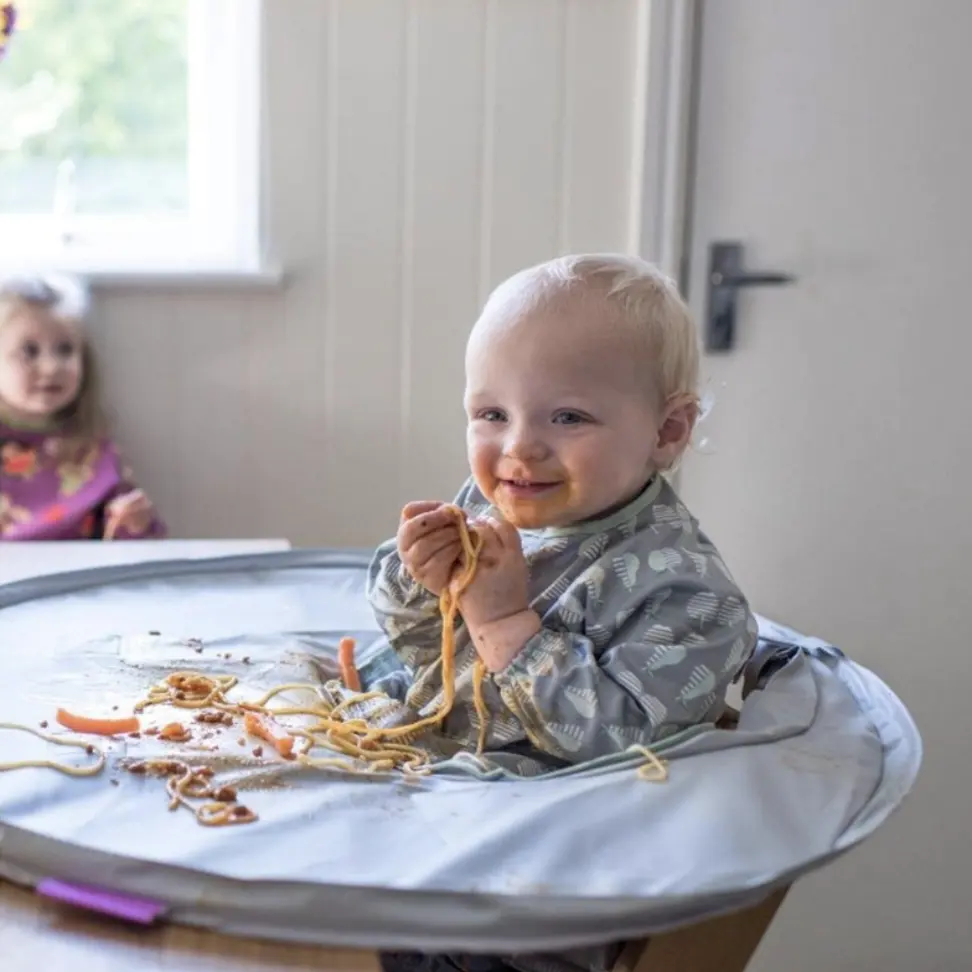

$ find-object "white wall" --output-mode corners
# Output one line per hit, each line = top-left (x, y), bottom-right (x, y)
(88, 0), (642, 547)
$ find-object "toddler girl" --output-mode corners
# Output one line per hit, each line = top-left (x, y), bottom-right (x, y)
(367, 254), (756, 772)
(0, 274), (166, 540)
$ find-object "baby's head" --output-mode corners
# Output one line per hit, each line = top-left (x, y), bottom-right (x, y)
(464, 254), (699, 529)
(0, 273), (102, 435)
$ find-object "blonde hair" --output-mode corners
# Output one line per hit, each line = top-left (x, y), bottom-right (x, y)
(479, 253), (700, 412)
(0, 273), (107, 439)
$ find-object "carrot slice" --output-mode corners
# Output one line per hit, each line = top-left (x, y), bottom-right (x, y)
(159, 722), (191, 742)
(338, 637), (360, 692)
(243, 711), (294, 758)
(56, 708), (140, 736)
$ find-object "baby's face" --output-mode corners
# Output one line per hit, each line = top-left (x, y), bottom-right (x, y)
(0, 308), (83, 423)
(464, 301), (663, 529)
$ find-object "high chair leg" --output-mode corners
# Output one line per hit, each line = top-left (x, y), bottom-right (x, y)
(613, 886), (789, 972)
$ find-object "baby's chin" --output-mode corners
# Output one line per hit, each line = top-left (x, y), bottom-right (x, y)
(486, 486), (586, 530)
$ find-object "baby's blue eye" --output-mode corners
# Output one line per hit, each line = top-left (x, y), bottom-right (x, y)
(553, 410), (588, 426)
(18, 341), (40, 361)
(477, 408), (506, 422)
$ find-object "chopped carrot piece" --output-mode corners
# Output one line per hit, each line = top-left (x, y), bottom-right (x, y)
(339, 637), (360, 692)
(243, 711), (294, 758)
(159, 722), (191, 742)
(55, 708), (140, 736)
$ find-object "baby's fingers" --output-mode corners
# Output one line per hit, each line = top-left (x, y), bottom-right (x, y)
(399, 508), (459, 549)
(400, 500), (445, 524)
(409, 529), (460, 571)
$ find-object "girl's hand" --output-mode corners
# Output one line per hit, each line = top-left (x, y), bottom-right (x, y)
(458, 517), (541, 671)
(397, 501), (462, 596)
(105, 489), (154, 538)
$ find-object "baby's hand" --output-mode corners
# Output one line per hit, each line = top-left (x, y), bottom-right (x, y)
(458, 517), (540, 670)
(105, 489), (155, 538)
(397, 501), (462, 596)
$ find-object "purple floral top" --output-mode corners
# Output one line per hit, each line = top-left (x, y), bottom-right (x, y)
(0, 421), (166, 541)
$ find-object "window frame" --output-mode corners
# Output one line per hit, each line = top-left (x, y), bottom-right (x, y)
(0, 0), (268, 281)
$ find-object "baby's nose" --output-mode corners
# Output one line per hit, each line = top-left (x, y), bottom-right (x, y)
(506, 425), (549, 461)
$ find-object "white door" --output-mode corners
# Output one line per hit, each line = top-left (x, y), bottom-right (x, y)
(680, 2), (971, 970)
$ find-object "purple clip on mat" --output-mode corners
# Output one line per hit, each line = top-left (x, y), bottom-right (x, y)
(37, 878), (167, 925)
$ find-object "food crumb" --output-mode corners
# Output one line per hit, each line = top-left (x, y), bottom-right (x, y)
(252, 746), (263, 758)
(128, 731), (141, 739)
(148, 630), (160, 636)
(85, 745), (95, 755)
(145, 727), (159, 736)
(242, 656), (251, 665)
(110, 779), (120, 786)
(39, 720), (48, 729)
(237, 737), (246, 746)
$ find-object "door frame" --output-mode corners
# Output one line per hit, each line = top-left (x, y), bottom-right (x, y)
(631, 0), (700, 290)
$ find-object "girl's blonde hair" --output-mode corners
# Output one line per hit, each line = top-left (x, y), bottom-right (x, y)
(0, 273), (107, 439)
(480, 253), (700, 410)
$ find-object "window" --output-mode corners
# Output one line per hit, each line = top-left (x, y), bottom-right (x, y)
(0, 0), (263, 277)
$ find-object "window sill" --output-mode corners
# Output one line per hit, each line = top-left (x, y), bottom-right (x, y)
(83, 264), (287, 291)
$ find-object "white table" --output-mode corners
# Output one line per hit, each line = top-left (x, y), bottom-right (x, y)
(0, 539), (291, 586)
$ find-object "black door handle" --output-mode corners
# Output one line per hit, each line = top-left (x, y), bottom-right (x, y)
(704, 241), (796, 352)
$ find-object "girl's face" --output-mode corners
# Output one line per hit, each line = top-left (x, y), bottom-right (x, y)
(0, 306), (84, 424)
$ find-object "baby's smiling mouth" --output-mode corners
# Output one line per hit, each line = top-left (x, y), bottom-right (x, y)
(500, 478), (563, 497)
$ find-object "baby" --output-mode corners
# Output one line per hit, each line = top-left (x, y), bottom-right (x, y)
(367, 254), (756, 771)
(0, 273), (165, 540)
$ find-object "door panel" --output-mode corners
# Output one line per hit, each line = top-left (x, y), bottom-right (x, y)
(682, 2), (971, 969)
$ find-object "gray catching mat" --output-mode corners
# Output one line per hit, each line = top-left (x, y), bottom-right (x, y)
(0, 552), (921, 952)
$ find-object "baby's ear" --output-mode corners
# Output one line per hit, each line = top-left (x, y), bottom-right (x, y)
(654, 395), (698, 468)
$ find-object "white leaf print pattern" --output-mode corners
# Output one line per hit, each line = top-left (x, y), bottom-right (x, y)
(537, 574), (574, 605)
(558, 593), (585, 626)
(613, 552), (641, 590)
(684, 631), (709, 649)
(644, 642), (687, 671)
(564, 686), (598, 719)
(400, 644), (422, 666)
(687, 591), (719, 624)
(385, 571), (406, 600)
(642, 588), (672, 620)
(679, 665), (717, 702)
(687, 550), (709, 576)
(615, 605), (636, 629)
(525, 650), (555, 677)
(540, 536), (572, 556)
(643, 624), (674, 645)
(588, 624), (613, 648)
(722, 635), (752, 675)
(614, 670), (668, 724)
(492, 715), (524, 742)
(582, 565), (607, 604)
(539, 628), (566, 654)
(717, 596), (747, 627)
(620, 517), (638, 540)
(548, 723), (585, 754)
(648, 548), (682, 572)
(580, 533), (610, 561)
(652, 504), (681, 526)
(604, 724), (649, 749)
